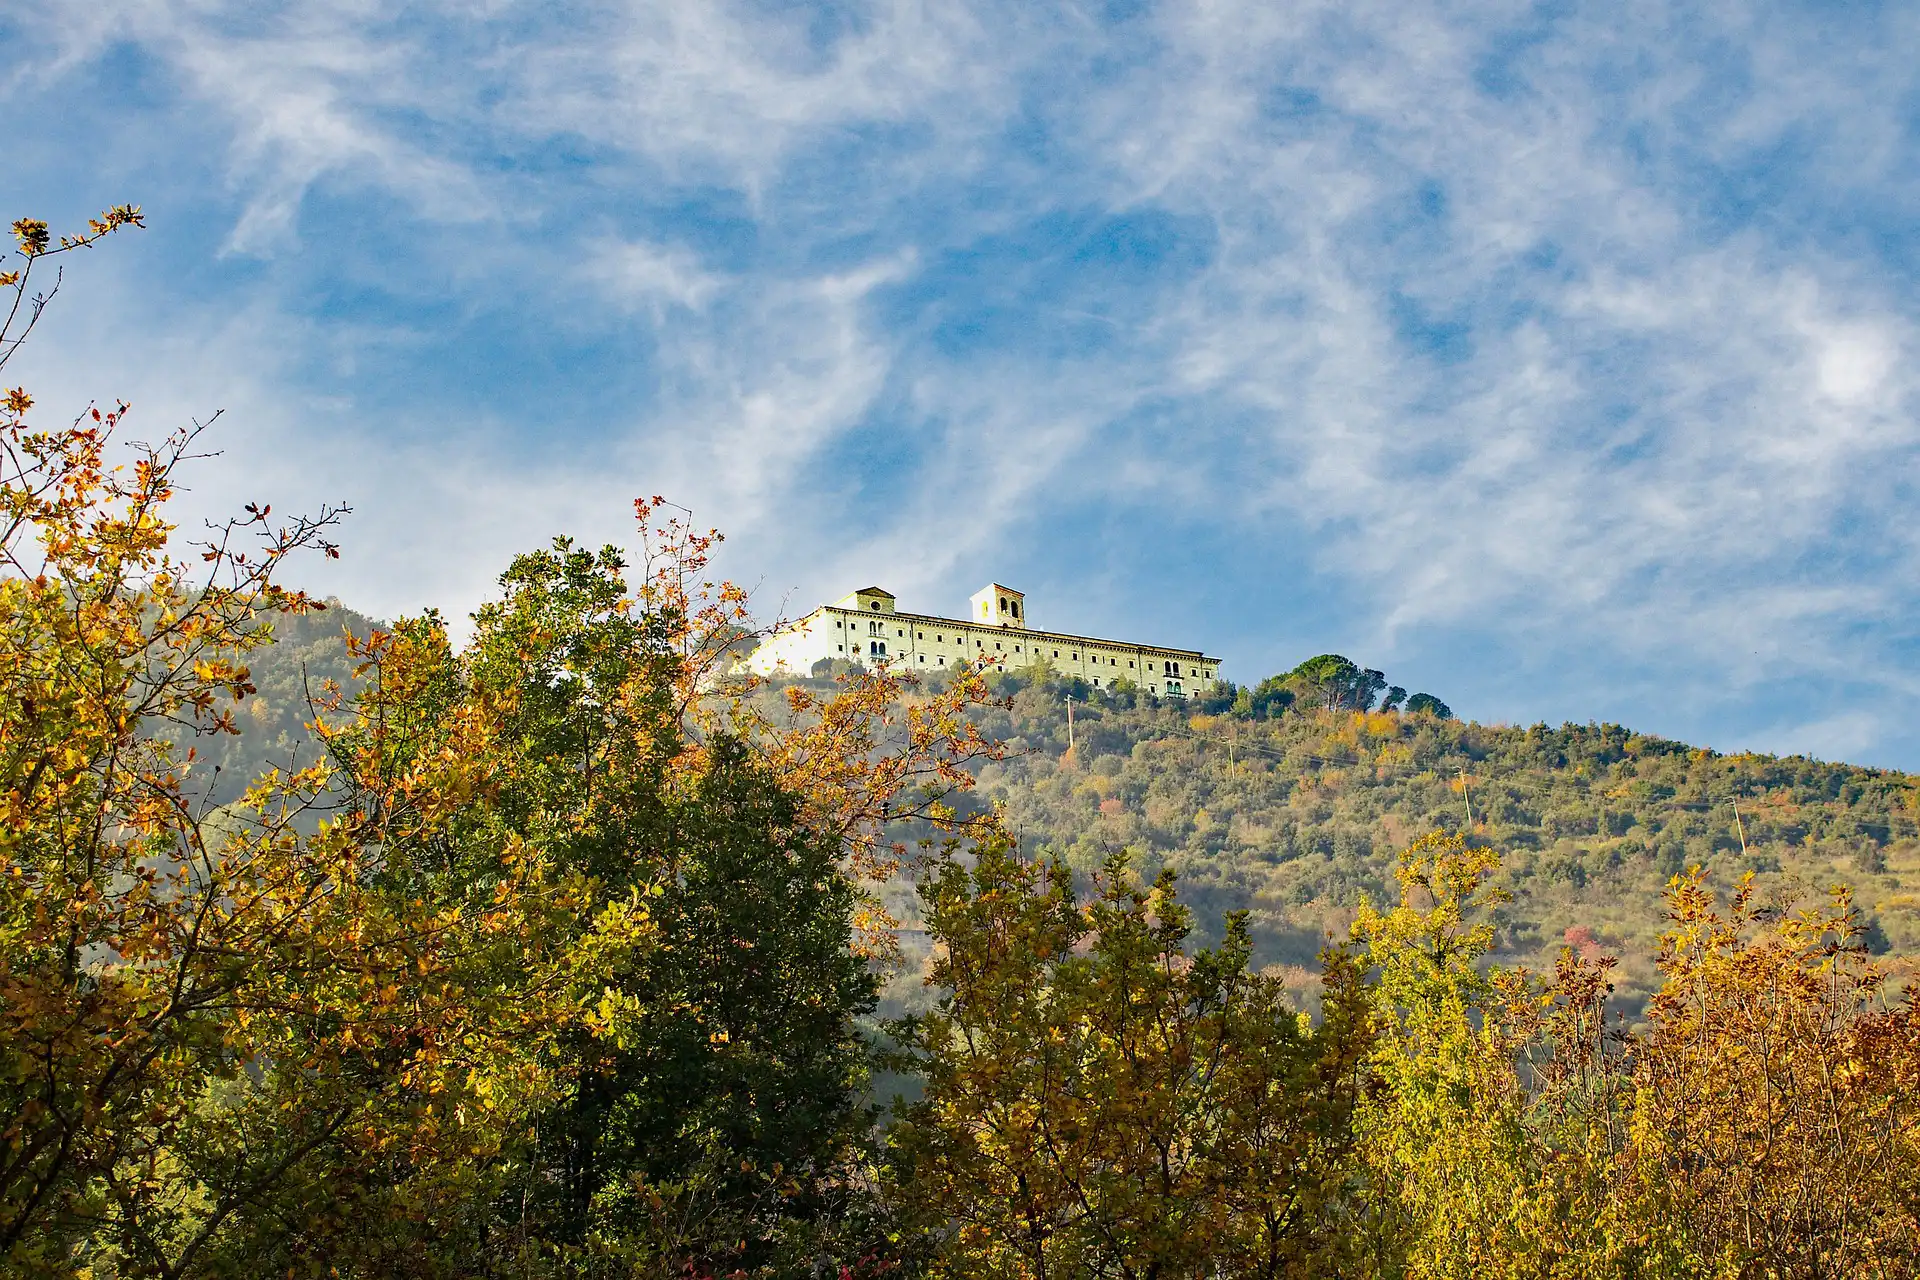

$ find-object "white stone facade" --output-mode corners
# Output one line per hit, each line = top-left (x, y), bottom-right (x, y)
(745, 583), (1224, 699)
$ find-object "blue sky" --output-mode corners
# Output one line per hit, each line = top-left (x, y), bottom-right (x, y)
(5, 1), (1919, 765)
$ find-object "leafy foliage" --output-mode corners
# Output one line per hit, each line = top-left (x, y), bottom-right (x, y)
(331, 534), (896, 1271)
(0, 210), (570, 1278)
(891, 841), (1371, 1279)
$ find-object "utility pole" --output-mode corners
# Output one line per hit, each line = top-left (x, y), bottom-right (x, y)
(1460, 768), (1473, 828)
(1066, 694), (1075, 757)
(1732, 797), (1749, 856)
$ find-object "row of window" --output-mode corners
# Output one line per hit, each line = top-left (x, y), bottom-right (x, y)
(830, 616), (1215, 679)
(828, 643), (1182, 695)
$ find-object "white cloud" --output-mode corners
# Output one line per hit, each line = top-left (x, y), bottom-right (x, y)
(5, 0), (1920, 759)
(590, 239), (725, 314)
(1812, 324), (1895, 408)
(1750, 709), (1888, 765)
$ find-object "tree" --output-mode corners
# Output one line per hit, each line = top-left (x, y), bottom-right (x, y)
(322, 519), (1005, 1275)
(0, 208), (993, 1276)
(1189, 679), (1238, 715)
(1270, 656), (1389, 713)
(1627, 871), (1920, 1274)
(891, 842), (1372, 1278)
(1238, 675), (1295, 720)
(0, 210), (581, 1277)
(1286, 655), (1362, 711)
(1402, 693), (1451, 719)
(1351, 831), (1538, 1277)
(1352, 831), (1660, 1280)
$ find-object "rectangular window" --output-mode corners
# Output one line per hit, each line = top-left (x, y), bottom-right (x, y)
(837, 644), (844, 651)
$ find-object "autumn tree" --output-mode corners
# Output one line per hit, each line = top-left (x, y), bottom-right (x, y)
(330, 536), (878, 1272)
(1627, 870), (1920, 1276)
(891, 842), (1372, 1279)
(0, 209), (612, 1278)
(0, 207), (946, 1278)
(314, 516), (1009, 1276)
(1350, 831), (1683, 1280)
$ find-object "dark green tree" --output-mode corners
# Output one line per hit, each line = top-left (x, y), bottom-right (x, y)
(1242, 674), (1297, 719)
(1279, 655), (1388, 711)
(345, 539), (887, 1273)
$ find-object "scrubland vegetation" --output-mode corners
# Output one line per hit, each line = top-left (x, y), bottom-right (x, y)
(957, 674), (1920, 1013)
(8, 212), (1920, 1278)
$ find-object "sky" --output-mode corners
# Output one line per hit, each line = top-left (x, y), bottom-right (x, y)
(3, 0), (1918, 766)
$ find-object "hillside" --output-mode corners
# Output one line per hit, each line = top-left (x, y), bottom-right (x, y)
(960, 673), (1920, 1009)
(217, 621), (1919, 1009)
(162, 600), (381, 803)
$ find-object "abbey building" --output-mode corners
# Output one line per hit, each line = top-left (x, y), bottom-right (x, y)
(744, 583), (1223, 699)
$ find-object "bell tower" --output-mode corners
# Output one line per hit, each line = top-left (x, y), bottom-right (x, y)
(969, 583), (1026, 629)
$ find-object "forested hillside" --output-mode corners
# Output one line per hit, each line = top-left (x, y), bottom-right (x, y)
(158, 600), (379, 802)
(958, 674), (1920, 1008)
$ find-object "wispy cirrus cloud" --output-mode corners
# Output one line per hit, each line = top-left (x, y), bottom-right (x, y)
(2, 0), (1917, 761)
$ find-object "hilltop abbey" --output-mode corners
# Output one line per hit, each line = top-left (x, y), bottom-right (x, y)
(745, 583), (1223, 699)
